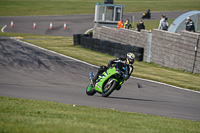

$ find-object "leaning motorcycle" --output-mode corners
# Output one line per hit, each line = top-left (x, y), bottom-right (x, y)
(86, 63), (126, 97)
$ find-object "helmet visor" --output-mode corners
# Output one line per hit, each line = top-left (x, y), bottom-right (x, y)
(129, 59), (134, 64)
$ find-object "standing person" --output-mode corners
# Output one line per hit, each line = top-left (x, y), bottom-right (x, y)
(158, 15), (164, 30)
(137, 20), (145, 32)
(117, 19), (123, 29)
(158, 14), (168, 30)
(185, 17), (195, 32)
(123, 19), (132, 29)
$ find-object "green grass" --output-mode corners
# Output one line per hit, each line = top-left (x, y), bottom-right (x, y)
(0, 27), (200, 91)
(1, 1), (200, 132)
(134, 19), (175, 30)
(120, 0), (200, 13)
(0, 0), (200, 16)
(1, 96), (200, 133)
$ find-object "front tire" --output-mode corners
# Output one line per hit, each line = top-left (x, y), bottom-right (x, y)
(86, 84), (96, 96)
(102, 79), (118, 97)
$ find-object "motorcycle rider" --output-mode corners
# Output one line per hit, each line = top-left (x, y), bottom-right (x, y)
(91, 53), (135, 86)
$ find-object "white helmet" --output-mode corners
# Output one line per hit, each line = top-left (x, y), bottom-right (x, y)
(125, 53), (135, 65)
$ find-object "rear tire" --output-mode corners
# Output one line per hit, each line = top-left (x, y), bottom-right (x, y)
(86, 84), (96, 96)
(102, 79), (118, 97)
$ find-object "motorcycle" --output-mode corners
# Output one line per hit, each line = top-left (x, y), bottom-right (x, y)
(86, 63), (126, 97)
(142, 9), (151, 19)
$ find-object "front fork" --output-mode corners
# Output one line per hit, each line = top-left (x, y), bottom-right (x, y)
(104, 79), (114, 89)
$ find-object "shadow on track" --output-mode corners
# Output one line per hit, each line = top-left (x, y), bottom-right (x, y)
(107, 96), (156, 102)
(91, 95), (157, 102)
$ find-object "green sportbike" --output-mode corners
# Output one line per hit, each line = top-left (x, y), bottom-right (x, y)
(86, 63), (127, 97)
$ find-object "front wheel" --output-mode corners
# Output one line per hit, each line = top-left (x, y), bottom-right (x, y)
(102, 79), (119, 97)
(86, 84), (96, 96)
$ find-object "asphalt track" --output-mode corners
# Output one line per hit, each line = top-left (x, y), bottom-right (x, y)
(0, 36), (200, 121)
(0, 11), (200, 121)
(0, 11), (188, 37)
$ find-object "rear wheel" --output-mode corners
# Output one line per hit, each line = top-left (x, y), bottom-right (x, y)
(102, 78), (118, 97)
(86, 84), (96, 96)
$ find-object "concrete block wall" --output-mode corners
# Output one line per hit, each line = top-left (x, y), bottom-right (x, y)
(151, 30), (181, 69)
(93, 26), (200, 74)
(93, 26), (150, 61)
(151, 29), (200, 73)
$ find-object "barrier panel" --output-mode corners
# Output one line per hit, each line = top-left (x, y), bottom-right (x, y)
(73, 34), (144, 61)
(73, 34), (80, 46)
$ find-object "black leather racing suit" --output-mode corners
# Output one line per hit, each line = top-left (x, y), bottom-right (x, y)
(185, 19), (195, 32)
(92, 58), (134, 82)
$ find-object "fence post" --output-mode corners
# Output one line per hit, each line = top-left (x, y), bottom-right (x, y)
(146, 32), (152, 63)
(192, 35), (199, 73)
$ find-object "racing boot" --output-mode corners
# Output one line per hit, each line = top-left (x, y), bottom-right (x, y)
(91, 75), (98, 87)
(89, 72), (96, 87)
(90, 66), (107, 87)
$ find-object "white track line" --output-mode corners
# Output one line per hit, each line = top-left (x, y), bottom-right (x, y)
(130, 76), (200, 94)
(10, 37), (200, 94)
(1, 25), (7, 33)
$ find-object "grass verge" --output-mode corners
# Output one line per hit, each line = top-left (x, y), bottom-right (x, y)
(134, 19), (175, 31)
(0, 0), (200, 16)
(1, 96), (200, 133)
